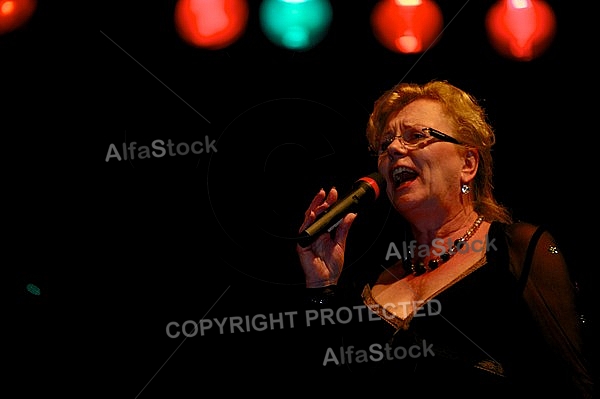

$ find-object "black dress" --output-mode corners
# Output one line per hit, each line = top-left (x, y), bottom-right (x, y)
(305, 221), (594, 398)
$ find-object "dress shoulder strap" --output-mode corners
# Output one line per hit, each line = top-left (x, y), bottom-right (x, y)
(516, 224), (547, 293)
(497, 221), (547, 294)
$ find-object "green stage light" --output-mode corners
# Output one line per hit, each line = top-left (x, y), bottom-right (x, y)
(259, 0), (332, 51)
(26, 283), (40, 296)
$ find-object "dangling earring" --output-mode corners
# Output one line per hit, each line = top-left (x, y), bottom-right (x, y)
(461, 184), (470, 194)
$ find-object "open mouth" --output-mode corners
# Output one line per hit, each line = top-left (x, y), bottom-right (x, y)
(392, 166), (418, 188)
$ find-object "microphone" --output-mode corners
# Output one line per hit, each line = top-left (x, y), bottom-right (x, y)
(297, 172), (386, 248)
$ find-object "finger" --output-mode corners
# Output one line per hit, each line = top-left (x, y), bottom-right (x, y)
(304, 188), (326, 218)
(326, 187), (338, 204)
(333, 212), (357, 248)
(299, 189), (326, 232)
(299, 209), (316, 232)
(314, 187), (338, 214)
(299, 187), (339, 233)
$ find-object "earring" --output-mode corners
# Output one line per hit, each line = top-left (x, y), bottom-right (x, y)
(461, 184), (470, 194)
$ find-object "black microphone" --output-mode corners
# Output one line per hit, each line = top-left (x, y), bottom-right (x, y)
(297, 172), (386, 248)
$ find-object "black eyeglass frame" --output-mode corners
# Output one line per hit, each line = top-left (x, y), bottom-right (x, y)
(371, 127), (462, 156)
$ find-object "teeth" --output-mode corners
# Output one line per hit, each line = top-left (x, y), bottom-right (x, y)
(392, 166), (415, 183)
(393, 166), (412, 176)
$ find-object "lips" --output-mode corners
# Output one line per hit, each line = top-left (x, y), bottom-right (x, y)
(391, 166), (418, 188)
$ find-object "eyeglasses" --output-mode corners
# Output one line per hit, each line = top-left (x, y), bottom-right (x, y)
(371, 127), (462, 156)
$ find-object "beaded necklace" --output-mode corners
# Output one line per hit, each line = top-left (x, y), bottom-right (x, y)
(404, 215), (484, 276)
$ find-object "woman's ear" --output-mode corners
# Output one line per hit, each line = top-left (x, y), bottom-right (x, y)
(461, 149), (479, 182)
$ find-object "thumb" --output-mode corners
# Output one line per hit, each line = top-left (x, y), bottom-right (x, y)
(333, 212), (358, 247)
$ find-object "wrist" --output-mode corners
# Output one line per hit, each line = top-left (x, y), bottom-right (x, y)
(305, 278), (338, 289)
(305, 285), (337, 307)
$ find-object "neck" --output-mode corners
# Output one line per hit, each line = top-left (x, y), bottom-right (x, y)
(409, 209), (479, 247)
(404, 213), (484, 276)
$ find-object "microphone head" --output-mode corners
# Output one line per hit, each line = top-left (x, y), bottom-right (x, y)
(297, 171), (386, 248)
(355, 172), (386, 200)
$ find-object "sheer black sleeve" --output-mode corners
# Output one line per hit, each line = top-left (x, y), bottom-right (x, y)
(506, 222), (595, 398)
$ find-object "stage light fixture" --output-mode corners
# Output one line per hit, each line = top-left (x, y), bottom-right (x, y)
(485, 0), (556, 61)
(0, 0), (36, 35)
(26, 283), (40, 296)
(174, 0), (249, 50)
(259, 0), (333, 51)
(370, 0), (444, 54)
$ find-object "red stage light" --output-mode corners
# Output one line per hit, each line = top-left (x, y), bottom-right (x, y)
(0, 0), (36, 35)
(485, 0), (556, 61)
(370, 0), (444, 54)
(174, 0), (249, 50)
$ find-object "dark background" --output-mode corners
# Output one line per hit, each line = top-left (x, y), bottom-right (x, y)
(6, 0), (595, 395)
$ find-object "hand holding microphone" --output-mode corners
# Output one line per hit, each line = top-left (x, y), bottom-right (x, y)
(296, 172), (386, 288)
(297, 172), (386, 247)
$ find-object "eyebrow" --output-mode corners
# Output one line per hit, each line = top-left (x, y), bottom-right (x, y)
(382, 122), (423, 135)
(388, 120), (426, 130)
